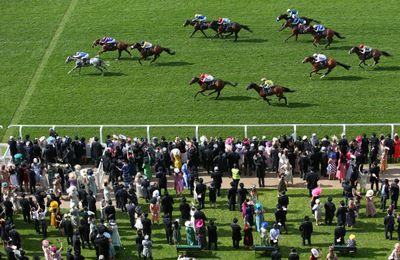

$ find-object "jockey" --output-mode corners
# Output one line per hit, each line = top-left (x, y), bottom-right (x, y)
(313, 24), (325, 35)
(199, 73), (215, 89)
(218, 17), (231, 33)
(260, 78), (274, 94)
(100, 37), (116, 47)
(140, 41), (153, 51)
(292, 17), (306, 27)
(287, 9), (299, 18)
(359, 44), (372, 57)
(73, 51), (89, 63)
(193, 14), (207, 23)
(313, 53), (327, 66)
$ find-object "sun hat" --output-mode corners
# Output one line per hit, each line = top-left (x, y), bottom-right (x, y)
(312, 187), (322, 197)
(311, 248), (320, 257)
(366, 190), (374, 197)
(185, 221), (191, 228)
(349, 234), (355, 240)
(315, 199), (320, 204)
(195, 219), (204, 229)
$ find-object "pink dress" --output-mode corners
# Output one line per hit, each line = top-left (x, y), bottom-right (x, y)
(150, 202), (160, 223)
(174, 173), (184, 194)
(365, 197), (376, 217)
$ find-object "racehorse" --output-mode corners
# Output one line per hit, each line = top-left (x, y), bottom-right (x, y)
(208, 20), (252, 41)
(92, 39), (133, 59)
(280, 23), (310, 42)
(302, 56), (350, 78)
(130, 43), (175, 65)
(304, 27), (345, 48)
(65, 56), (109, 75)
(189, 77), (237, 99)
(183, 19), (209, 38)
(246, 83), (294, 105)
(348, 46), (391, 67)
(276, 14), (320, 29)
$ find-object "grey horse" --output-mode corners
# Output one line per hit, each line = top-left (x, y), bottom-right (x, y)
(65, 56), (109, 75)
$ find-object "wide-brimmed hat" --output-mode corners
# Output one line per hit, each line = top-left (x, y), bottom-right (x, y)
(195, 219), (204, 229)
(366, 190), (374, 197)
(311, 248), (320, 257)
(185, 221), (191, 228)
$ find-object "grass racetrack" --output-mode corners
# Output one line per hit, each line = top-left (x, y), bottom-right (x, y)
(1, 0), (399, 140)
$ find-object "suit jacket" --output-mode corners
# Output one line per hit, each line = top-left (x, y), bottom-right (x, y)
(299, 220), (313, 238)
(231, 223), (242, 240)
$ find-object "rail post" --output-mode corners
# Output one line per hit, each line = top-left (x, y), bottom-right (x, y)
(244, 125), (248, 138)
(99, 126), (104, 144)
(19, 126), (23, 139)
(195, 125), (199, 140)
(146, 125), (150, 141)
(293, 124), (297, 140)
(391, 124), (395, 139)
(342, 124), (346, 136)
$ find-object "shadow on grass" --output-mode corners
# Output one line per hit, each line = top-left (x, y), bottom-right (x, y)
(328, 45), (354, 50)
(217, 95), (258, 101)
(84, 71), (127, 77)
(156, 61), (194, 67)
(325, 75), (364, 81)
(271, 102), (319, 108)
(237, 38), (268, 43)
(374, 66), (400, 71)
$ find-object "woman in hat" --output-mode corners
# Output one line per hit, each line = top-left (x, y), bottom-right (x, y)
(336, 151), (348, 183)
(326, 246), (338, 260)
(184, 221), (196, 245)
(149, 197), (160, 224)
(195, 219), (206, 248)
(172, 219), (182, 245)
(381, 146), (390, 174)
(260, 222), (268, 245)
(49, 200), (59, 227)
(310, 248), (321, 260)
(255, 203), (265, 232)
(312, 199), (322, 225)
(394, 134), (400, 163)
(173, 168), (184, 196)
(243, 222), (253, 249)
(142, 235), (153, 260)
(347, 234), (356, 247)
(346, 200), (356, 227)
(365, 190), (376, 217)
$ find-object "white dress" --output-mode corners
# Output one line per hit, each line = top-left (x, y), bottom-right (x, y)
(103, 186), (111, 202)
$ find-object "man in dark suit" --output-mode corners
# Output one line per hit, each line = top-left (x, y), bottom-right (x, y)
(231, 218), (241, 249)
(306, 171), (319, 196)
(104, 201), (116, 221)
(384, 210), (395, 240)
(142, 213), (152, 238)
(19, 193), (31, 223)
(228, 182), (237, 211)
(161, 192), (174, 217)
(324, 196), (336, 225)
(195, 178), (207, 209)
(391, 179), (400, 209)
(278, 191), (289, 209)
(207, 220), (218, 250)
(336, 201), (347, 226)
(90, 137), (104, 166)
(334, 224), (346, 245)
(299, 216), (313, 246)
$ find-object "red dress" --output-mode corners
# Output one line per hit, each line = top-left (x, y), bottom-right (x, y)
(394, 139), (400, 159)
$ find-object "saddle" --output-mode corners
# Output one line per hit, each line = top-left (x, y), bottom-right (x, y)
(205, 80), (216, 90)
(143, 47), (153, 56)
(318, 60), (327, 68)
(262, 86), (273, 95)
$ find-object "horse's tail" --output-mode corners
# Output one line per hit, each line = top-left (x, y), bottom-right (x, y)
(282, 87), (295, 93)
(336, 61), (351, 70)
(162, 47), (175, 55)
(381, 51), (392, 57)
(333, 31), (345, 39)
(241, 24), (252, 33)
(225, 81), (238, 87)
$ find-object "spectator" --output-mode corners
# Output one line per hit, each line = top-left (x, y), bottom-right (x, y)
(324, 196), (336, 225)
(299, 216), (313, 246)
(207, 220), (218, 250)
(231, 218), (241, 249)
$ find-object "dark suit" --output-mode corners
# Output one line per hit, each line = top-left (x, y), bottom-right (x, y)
(231, 223), (241, 249)
(299, 220), (313, 245)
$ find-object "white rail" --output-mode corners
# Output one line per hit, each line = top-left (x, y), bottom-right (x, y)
(7, 123), (400, 142)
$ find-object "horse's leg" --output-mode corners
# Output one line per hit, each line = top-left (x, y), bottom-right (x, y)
(283, 96), (288, 105)
(372, 57), (379, 67)
(325, 37), (332, 49)
(320, 68), (332, 79)
(207, 90), (218, 96)
(138, 56), (143, 65)
(263, 96), (271, 105)
(313, 38), (318, 47)
(309, 69), (318, 77)
(194, 89), (206, 99)
(284, 33), (295, 42)
(190, 29), (197, 38)
(234, 32), (238, 42)
(215, 91), (221, 100)
(150, 55), (159, 64)
(95, 66), (104, 75)
(117, 50), (122, 60)
(200, 29), (207, 38)
(124, 49), (132, 56)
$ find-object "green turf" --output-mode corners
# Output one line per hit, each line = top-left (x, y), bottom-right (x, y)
(1, 0), (399, 141)
(1, 189), (395, 259)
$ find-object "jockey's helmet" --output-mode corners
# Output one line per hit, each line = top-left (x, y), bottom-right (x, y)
(287, 9), (291, 13)
(218, 18), (223, 23)
(139, 40), (144, 45)
(359, 44), (365, 49)
(313, 53), (318, 58)
(261, 78), (267, 82)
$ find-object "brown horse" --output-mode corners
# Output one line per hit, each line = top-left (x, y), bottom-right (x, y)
(92, 39), (132, 59)
(246, 83), (294, 105)
(130, 43), (175, 65)
(280, 23), (310, 42)
(208, 21), (252, 41)
(183, 19), (209, 38)
(302, 56), (351, 78)
(304, 27), (345, 48)
(349, 46), (391, 68)
(189, 77), (237, 99)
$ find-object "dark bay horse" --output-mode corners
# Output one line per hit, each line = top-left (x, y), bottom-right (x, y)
(130, 43), (175, 65)
(349, 46), (391, 67)
(189, 77), (237, 99)
(281, 23), (310, 42)
(92, 39), (132, 59)
(276, 14), (320, 29)
(304, 27), (345, 48)
(246, 83), (294, 105)
(183, 19), (209, 38)
(208, 21), (252, 41)
(302, 56), (350, 78)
